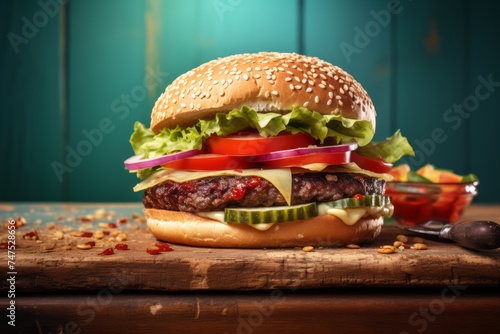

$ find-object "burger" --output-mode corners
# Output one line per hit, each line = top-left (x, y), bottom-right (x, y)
(125, 52), (414, 248)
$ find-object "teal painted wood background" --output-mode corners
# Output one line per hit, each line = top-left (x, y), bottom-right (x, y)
(1, 0), (499, 203)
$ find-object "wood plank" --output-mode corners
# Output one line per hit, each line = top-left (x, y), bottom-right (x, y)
(303, 0), (393, 140)
(1, 203), (499, 292)
(158, 0), (299, 86)
(4, 289), (500, 334)
(67, 0), (147, 202)
(0, 0), (64, 201)
(469, 1), (500, 203)
(395, 0), (468, 172)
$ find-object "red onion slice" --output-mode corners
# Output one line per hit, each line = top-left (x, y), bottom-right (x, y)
(124, 149), (202, 170)
(252, 143), (358, 162)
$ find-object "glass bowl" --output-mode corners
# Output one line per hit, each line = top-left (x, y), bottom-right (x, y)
(385, 181), (479, 226)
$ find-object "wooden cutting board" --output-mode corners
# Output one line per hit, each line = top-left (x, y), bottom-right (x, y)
(1, 203), (499, 292)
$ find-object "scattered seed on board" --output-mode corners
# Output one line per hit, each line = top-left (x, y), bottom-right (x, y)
(377, 247), (396, 254)
(54, 231), (64, 240)
(76, 244), (92, 250)
(302, 246), (314, 252)
(393, 241), (403, 248)
(396, 235), (409, 243)
(412, 237), (425, 244)
(116, 233), (127, 242)
(94, 230), (104, 239)
(413, 243), (428, 250)
(346, 244), (360, 249)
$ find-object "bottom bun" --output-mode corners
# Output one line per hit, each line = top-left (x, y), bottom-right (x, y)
(145, 208), (383, 248)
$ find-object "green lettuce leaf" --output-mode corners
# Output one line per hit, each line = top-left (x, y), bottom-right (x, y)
(129, 106), (376, 179)
(355, 130), (415, 163)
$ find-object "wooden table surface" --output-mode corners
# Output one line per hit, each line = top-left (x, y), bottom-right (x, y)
(1, 203), (499, 333)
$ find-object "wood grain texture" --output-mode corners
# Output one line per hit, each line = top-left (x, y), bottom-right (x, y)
(2, 0), (500, 203)
(0, 0), (65, 201)
(1, 203), (499, 292)
(3, 290), (500, 334)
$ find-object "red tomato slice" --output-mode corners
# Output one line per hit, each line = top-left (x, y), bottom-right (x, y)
(351, 152), (393, 173)
(206, 132), (315, 156)
(262, 152), (350, 168)
(162, 154), (256, 171)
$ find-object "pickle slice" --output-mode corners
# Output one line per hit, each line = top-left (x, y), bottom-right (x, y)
(326, 195), (391, 209)
(224, 202), (318, 224)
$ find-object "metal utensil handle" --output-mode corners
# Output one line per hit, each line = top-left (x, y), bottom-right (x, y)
(448, 221), (500, 250)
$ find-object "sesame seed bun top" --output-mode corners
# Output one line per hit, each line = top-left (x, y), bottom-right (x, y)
(150, 52), (376, 134)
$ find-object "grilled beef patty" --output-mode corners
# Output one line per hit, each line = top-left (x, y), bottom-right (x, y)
(143, 172), (385, 212)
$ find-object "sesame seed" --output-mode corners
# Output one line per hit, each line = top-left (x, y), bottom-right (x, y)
(329, 92), (334, 99)
(344, 84), (348, 91)
(314, 96), (320, 103)
(295, 85), (302, 90)
(286, 70), (294, 75)
(308, 80), (314, 85)
(329, 84), (335, 90)
(289, 84), (295, 90)
(208, 86), (212, 91)
(285, 77), (292, 82)
(265, 91), (270, 98)
(254, 66), (261, 71)
(247, 67), (252, 72)
(172, 98), (177, 104)
(306, 87), (313, 93)
(320, 73), (327, 80)
(181, 102), (186, 108)
(228, 78), (233, 84)
(271, 90), (279, 96)
(334, 75), (339, 80)
(235, 75), (240, 80)
(294, 76), (300, 82)
(278, 67), (284, 71)
(196, 103), (201, 109)
(327, 99), (332, 106)
(301, 78), (307, 84)
(219, 90), (225, 97)
(190, 102), (194, 109)
(253, 74), (261, 79)
(206, 92), (211, 98)
(213, 80), (219, 85)
(303, 101), (309, 107)
(243, 74), (249, 81)
(336, 95), (342, 100)
(338, 100), (344, 106)
(319, 84), (326, 89)
(339, 88), (344, 94)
